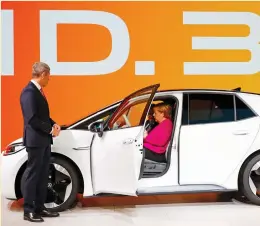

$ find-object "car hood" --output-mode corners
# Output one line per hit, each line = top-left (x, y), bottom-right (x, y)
(9, 137), (23, 146)
(7, 128), (75, 147)
(8, 128), (68, 146)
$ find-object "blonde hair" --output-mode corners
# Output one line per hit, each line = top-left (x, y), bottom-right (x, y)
(153, 103), (172, 119)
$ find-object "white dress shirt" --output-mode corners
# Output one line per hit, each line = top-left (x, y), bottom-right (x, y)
(31, 79), (41, 90)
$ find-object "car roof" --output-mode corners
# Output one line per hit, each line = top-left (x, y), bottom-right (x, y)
(157, 87), (260, 96)
(67, 87), (260, 129)
(103, 87), (260, 111)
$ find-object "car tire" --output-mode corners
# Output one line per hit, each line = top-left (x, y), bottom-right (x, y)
(21, 156), (80, 212)
(239, 153), (260, 205)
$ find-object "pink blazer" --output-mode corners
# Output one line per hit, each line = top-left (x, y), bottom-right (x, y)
(144, 118), (173, 154)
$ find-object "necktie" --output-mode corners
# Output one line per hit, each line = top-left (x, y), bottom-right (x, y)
(40, 88), (46, 98)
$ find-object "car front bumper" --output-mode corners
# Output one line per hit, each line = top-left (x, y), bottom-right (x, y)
(1, 149), (27, 199)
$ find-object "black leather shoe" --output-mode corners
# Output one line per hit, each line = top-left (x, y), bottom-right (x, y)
(24, 212), (44, 222)
(37, 209), (60, 218)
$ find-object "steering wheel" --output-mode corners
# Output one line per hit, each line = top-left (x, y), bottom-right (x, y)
(112, 114), (131, 129)
(122, 114), (131, 127)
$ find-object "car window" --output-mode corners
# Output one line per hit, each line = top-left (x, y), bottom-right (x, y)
(127, 102), (147, 126)
(110, 99), (149, 130)
(235, 95), (256, 120)
(186, 93), (235, 125)
(107, 84), (159, 130)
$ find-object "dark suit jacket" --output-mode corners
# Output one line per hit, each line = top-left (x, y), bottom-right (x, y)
(20, 81), (56, 147)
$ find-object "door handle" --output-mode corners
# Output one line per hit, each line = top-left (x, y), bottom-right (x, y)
(73, 146), (90, 150)
(123, 138), (134, 145)
(233, 130), (249, 135)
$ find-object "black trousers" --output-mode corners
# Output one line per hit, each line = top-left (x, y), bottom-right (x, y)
(22, 145), (51, 213)
(144, 148), (166, 163)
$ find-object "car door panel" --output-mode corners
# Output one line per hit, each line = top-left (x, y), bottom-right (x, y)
(91, 126), (143, 195)
(91, 84), (159, 195)
(179, 116), (260, 186)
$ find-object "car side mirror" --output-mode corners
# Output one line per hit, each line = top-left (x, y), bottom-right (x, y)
(89, 120), (104, 137)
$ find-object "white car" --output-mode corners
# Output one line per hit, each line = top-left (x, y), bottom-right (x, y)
(2, 84), (260, 212)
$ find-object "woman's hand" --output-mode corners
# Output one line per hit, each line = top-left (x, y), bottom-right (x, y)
(144, 130), (148, 138)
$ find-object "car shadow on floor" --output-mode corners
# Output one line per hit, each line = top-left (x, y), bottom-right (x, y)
(7, 191), (250, 212)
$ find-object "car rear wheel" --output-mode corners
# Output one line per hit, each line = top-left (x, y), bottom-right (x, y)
(239, 154), (260, 205)
(21, 157), (79, 212)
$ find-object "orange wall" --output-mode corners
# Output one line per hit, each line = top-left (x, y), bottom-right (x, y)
(2, 1), (260, 148)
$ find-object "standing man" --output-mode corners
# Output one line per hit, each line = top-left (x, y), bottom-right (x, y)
(20, 62), (60, 222)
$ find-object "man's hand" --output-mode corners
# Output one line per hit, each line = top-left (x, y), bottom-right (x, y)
(51, 127), (59, 137)
(52, 124), (61, 137)
(53, 124), (61, 132)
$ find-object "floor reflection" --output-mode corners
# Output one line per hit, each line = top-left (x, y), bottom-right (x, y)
(7, 192), (237, 212)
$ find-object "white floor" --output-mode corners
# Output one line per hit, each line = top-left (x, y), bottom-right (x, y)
(2, 197), (260, 226)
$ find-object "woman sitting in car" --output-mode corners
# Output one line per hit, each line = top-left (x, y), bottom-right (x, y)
(143, 103), (173, 163)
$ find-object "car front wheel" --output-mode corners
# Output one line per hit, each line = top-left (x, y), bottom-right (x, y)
(239, 153), (260, 205)
(21, 157), (80, 212)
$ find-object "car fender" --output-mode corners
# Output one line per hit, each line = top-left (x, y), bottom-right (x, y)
(222, 120), (260, 189)
(51, 130), (95, 197)
(7, 130), (95, 197)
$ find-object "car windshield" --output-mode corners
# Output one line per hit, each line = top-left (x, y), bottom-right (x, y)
(61, 100), (122, 129)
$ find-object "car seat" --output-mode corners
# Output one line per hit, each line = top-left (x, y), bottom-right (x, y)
(143, 144), (169, 176)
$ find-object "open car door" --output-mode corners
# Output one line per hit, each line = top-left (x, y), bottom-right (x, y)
(90, 84), (160, 196)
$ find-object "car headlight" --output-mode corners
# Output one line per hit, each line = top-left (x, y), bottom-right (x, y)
(2, 143), (25, 156)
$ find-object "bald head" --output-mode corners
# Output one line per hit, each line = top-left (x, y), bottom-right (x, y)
(31, 62), (50, 87)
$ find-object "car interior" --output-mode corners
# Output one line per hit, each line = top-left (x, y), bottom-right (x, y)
(142, 97), (178, 178)
(72, 95), (177, 178)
